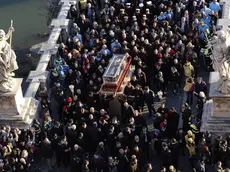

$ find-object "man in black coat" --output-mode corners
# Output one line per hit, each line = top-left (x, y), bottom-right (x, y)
(41, 138), (53, 171)
(77, 14), (91, 35)
(91, 153), (105, 172)
(144, 86), (155, 117)
(195, 77), (207, 96)
(122, 102), (135, 124)
(70, 144), (84, 172)
(117, 149), (129, 172)
(170, 138), (180, 169)
(167, 107), (179, 138)
(181, 103), (192, 132)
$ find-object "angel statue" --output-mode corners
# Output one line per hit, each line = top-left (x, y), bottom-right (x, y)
(206, 29), (230, 94)
(0, 21), (19, 92)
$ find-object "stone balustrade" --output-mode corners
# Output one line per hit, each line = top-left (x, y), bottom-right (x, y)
(25, 0), (77, 98)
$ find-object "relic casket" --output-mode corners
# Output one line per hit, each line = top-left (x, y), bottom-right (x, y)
(100, 54), (132, 94)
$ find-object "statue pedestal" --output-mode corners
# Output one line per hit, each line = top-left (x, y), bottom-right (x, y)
(0, 78), (38, 128)
(201, 72), (230, 132)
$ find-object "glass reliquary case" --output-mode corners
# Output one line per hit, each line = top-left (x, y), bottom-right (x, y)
(102, 54), (129, 86)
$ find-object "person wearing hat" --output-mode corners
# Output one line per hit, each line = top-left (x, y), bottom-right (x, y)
(185, 130), (196, 145)
(194, 91), (206, 117)
(186, 137), (197, 168)
(169, 165), (176, 172)
(54, 55), (64, 68)
(62, 97), (74, 123)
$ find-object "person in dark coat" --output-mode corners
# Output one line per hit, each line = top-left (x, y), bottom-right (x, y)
(70, 144), (84, 172)
(181, 103), (192, 132)
(122, 102), (135, 124)
(144, 86), (155, 116)
(78, 122), (91, 152)
(100, 93), (114, 114)
(195, 77), (207, 96)
(156, 71), (166, 94)
(90, 153), (105, 172)
(41, 138), (53, 171)
(140, 126), (152, 160)
(133, 85), (145, 112)
(132, 146), (146, 169)
(176, 128), (186, 156)
(167, 107), (179, 138)
(76, 132), (85, 150)
(88, 122), (99, 152)
(135, 68), (147, 87)
(124, 82), (135, 96)
(170, 138), (180, 169)
(133, 110), (147, 135)
(86, 91), (96, 109)
(128, 157), (141, 172)
(77, 14), (91, 35)
(161, 142), (172, 168)
(117, 148), (129, 172)
(170, 60), (181, 95)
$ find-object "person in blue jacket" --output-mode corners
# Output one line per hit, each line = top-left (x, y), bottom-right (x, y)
(209, 0), (221, 14)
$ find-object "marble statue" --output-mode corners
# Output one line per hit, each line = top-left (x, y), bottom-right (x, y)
(207, 29), (230, 94)
(0, 24), (18, 92)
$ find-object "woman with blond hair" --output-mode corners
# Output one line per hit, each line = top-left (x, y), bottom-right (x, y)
(21, 149), (28, 159)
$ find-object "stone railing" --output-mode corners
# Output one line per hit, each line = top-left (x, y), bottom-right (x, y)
(25, 0), (77, 98)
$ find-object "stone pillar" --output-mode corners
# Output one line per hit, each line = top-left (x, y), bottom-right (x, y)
(0, 79), (38, 128)
(201, 72), (230, 132)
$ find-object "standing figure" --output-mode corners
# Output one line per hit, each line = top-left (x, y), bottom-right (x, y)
(207, 29), (230, 94)
(0, 24), (18, 92)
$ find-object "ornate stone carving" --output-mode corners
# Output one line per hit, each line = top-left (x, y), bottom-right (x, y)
(0, 23), (18, 93)
(207, 29), (230, 94)
(213, 97), (230, 112)
(0, 96), (15, 109)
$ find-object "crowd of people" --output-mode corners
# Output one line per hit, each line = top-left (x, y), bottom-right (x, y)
(1, 0), (230, 172)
